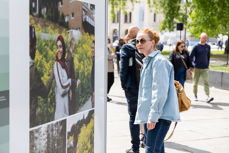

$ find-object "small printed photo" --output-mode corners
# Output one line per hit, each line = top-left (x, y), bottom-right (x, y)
(29, 0), (95, 128)
(30, 119), (66, 153)
(67, 110), (94, 153)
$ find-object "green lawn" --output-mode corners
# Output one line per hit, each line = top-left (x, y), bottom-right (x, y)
(209, 65), (229, 72)
(161, 51), (229, 72)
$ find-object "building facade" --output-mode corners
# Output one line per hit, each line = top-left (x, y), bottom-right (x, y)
(30, 0), (95, 34)
(58, 0), (95, 34)
(108, 0), (163, 42)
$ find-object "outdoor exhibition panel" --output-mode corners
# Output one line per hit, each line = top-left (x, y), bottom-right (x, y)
(0, 0), (9, 152)
(9, 0), (107, 153)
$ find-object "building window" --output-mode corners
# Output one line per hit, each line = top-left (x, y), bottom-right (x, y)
(154, 13), (156, 22)
(65, 16), (69, 22)
(112, 17), (115, 23)
(129, 12), (132, 23)
(59, 0), (63, 7)
(113, 29), (118, 42)
(124, 14), (128, 23)
(32, 2), (35, 8)
(112, 12), (119, 23)
(125, 29), (128, 35)
(71, 13), (74, 19)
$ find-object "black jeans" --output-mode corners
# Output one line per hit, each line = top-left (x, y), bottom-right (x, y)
(124, 88), (140, 151)
(107, 72), (114, 94)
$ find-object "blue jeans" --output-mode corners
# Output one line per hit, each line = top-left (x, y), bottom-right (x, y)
(144, 119), (171, 153)
(175, 67), (186, 87)
(125, 88), (140, 151)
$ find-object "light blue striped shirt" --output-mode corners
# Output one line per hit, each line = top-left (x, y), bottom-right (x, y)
(134, 51), (180, 124)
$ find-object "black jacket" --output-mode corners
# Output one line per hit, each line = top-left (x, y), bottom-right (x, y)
(169, 50), (192, 77)
(120, 39), (138, 90)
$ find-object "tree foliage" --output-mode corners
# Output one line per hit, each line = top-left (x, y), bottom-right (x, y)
(188, 0), (229, 37)
(109, 0), (229, 37)
(108, 0), (138, 20)
(67, 111), (94, 153)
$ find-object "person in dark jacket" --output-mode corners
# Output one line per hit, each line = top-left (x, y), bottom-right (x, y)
(169, 40), (192, 87)
(190, 33), (214, 103)
(157, 42), (164, 52)
(91, 40), (95, 107)
(29, 25), (53, 127)
(115, 38), (125, 74)
(67, 34), (80, 115)
(120, 26), (140, 153)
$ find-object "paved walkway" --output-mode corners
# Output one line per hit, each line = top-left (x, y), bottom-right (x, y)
(107, 71), (229, 153)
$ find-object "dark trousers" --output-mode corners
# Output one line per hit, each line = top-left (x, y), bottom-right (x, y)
(124, 88), (140, 151)
(116, 58), (120, 74)
(144, 119), (171, 153)
(175, 67), (186, 87)
(107, 72), (114, 94)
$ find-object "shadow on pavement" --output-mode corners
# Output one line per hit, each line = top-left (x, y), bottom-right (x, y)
(109, 100), (127, 106)
(165, 142), (212, 153)
(191, 103), (223, 110)
(211, 102), (229, 107)
(109, 94), (126, 99)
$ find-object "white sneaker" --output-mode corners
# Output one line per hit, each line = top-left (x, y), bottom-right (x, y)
(194, 96), (198, 101)
(206, 96), (214, 103)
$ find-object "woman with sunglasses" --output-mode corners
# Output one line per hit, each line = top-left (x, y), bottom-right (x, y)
(134, 29), (180, 153)
(169, 40), (192, 87)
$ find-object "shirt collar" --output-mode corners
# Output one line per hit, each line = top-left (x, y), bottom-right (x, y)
(143, 50), (160, 63)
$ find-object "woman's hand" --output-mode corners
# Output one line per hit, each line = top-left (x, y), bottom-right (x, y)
(69, 90), (72, 101)
(147, 121), (156, 130)
(76, 79), (81, 88)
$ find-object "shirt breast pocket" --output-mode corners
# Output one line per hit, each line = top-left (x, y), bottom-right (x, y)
(142, 69), (152, 88)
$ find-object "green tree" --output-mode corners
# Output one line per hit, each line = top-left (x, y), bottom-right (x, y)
(77, 114), (94, 153)
(188, 0), (229, 37)
(109, 0), (229, 38)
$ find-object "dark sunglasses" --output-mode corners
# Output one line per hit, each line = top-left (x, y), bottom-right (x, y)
(136, 38), (148, 45)
(180, 45), (185, 48)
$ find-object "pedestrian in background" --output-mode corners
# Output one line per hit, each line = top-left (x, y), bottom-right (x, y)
(107, 38), (115, 102)
(115, 38), (125, 74)
(169, 40), (192, 87)
(67, 34), (80, 115)
(190, 33), (214, 103)
(91, 40), (95, 107)
(29, 25), (53, 127)
(157, 42), (164, 52)
(120, 26), (140, 153)
(134, 29), (180, 153)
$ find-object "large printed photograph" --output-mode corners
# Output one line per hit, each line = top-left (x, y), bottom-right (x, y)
(29, 0), (95, 128)
(30, 119), (66, 153)
(0, 0), (9, 152)
(67, 110), (94, 153)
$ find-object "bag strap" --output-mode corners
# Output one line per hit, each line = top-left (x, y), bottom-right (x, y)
(179, 53), (188, 70)
(164, 122), (178, 141)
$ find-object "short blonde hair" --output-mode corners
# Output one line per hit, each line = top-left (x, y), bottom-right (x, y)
(138, 29), (160, 46)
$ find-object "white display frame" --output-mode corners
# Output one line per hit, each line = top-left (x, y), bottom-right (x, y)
(9, 0), (107, 152)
